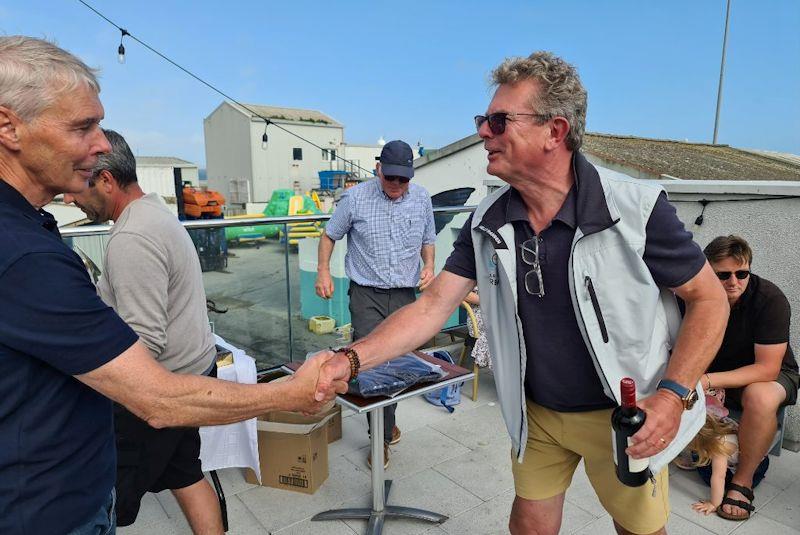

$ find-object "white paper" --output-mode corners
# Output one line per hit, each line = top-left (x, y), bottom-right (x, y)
(199, 335), (261, 482)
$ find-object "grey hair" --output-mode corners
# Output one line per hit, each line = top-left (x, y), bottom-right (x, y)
(0, 35), (100, 122)
(92, 129), (138, 188)
(492, 51), (587, 151)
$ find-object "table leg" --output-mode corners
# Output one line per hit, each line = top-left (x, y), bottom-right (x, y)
(311, 406), (448, 534)
(370, 406), (385, 512)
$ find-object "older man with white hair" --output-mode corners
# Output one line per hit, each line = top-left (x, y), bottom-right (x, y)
(0, 36), (345, 535)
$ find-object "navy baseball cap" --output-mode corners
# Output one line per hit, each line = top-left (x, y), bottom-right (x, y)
(379, 140), (414, 179)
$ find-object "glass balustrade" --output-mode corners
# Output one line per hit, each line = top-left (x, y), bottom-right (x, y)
(61, 207), (474, 370)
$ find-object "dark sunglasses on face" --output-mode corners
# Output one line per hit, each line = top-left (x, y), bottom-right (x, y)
(383, 175), (410, 184)
(715, 270), (750, 281)
(474, 111), (549, 135)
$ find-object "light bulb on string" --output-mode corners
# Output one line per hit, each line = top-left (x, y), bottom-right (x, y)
(117, 28), (129, 64)
(261, 120), (270, 150)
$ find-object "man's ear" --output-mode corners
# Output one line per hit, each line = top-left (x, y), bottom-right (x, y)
(545, 117), (571, 151)
(0, 106), (23, 151)
(97, 169), (117, 194)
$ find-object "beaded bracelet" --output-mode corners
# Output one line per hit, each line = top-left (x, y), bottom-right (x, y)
(331, 346), (361, 383)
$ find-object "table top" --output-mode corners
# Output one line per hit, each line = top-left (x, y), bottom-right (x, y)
(283, 350), (475, 414)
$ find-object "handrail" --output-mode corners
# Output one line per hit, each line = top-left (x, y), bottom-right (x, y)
(59, 203), (476, 363)
(59, 205), (477, 237)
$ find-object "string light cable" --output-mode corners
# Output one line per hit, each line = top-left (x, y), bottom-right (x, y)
(77, 0), (374, 177)
(671, 195), (800, 226)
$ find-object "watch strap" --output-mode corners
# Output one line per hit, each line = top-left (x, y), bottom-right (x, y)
(657, 379), (694, 408)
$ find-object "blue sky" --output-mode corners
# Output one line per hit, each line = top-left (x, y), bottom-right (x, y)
(3, 1), (798, 167)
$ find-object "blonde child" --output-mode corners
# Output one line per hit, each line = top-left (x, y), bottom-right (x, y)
(688, 389), (752, 518)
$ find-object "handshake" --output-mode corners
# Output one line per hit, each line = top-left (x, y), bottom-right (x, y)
(282, 349), (352, 413)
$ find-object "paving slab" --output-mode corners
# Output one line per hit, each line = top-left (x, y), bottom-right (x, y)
(238, 455), (371, 532)
(730, 513), (800, 535)
(344, 425), (470, 480)
(757, 478), (800, 530)
(433, 438), (514, 501)
(430, 403), (509, 450)
(340, 469), (483, 535)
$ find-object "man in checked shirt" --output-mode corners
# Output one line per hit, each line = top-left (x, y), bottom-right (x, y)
(315, 139), (436, 468)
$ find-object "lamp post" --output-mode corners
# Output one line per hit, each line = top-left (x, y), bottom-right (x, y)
(713, 0), (732, 144)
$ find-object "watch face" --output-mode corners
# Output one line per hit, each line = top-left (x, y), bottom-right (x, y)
(685, 390), (699, 410)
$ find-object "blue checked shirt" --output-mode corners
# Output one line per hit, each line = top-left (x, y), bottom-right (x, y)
(326, 178), (436, 289)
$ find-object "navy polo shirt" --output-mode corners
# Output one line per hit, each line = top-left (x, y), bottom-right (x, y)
(445, 177), (705, 411)
(0, 179), (139, 534)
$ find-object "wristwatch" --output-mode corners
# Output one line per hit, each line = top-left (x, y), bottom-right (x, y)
(657, 379), (699, 410)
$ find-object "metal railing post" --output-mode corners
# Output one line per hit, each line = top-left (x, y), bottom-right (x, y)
(283, 223), (294, 361)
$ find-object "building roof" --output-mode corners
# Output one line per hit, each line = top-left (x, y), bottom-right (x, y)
(231, 102), (342, 127)
(135, 156), (197, 168)
(415, 132), (800, 181)
(583, 134), (800, 181)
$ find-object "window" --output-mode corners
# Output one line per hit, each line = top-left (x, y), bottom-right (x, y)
(321, 149), (337, 161)
(321, 149), (329, 160)
(293, 148), (303, 161)
(329, 149), (336, 161)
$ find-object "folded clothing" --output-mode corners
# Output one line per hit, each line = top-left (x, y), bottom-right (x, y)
(349, 353), (446, 398)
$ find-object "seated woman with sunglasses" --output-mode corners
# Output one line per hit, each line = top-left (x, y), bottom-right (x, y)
(701, 235), (799, 521)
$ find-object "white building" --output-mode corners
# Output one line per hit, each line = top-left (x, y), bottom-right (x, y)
(337, 143), (423, 179)
(49, 155), (197, 227)
(135, 156), (200, 201)
(338, 143), (382, 178)
(204, 102), (345, 207)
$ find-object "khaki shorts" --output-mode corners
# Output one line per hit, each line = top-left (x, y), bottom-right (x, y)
(512, 401), (669, 534)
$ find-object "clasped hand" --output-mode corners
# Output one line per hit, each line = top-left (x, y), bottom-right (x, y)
(288, 351), (349, 413)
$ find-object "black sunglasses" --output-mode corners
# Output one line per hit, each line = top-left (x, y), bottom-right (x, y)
(383, 175), (410, 184)
(715, 270), (750, 281)
(474, 111), (549, 135)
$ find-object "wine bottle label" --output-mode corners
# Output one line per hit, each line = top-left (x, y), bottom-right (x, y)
(612, 432), (649, 473)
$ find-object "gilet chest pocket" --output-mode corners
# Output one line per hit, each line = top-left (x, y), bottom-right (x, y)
(585, 276), (609, 343)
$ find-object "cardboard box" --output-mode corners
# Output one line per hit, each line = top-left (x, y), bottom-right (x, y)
(244, 410), (333, 494)
(325, 404), (342, 443)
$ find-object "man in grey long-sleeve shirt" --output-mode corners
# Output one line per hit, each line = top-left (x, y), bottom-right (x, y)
(65, 129), (222, 533)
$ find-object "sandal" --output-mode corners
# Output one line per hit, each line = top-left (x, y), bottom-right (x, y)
(717, 483), (755, 521)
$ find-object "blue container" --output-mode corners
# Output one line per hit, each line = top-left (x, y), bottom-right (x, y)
(318, 170), (348, 190)
(300, 270), (351, 327)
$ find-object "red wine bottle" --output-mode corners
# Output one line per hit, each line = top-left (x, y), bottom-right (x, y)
(611, 377), (649, 486)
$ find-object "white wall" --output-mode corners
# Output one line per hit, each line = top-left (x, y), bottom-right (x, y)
(47, 203), (88, 226)
(249, 121), (344, 201)
(204, 102), (253, 204)
(413, 142), (491, 205)
(339, 144), (380, 178)
(664, 184), (800, 446)
(137, 165), (198, 199)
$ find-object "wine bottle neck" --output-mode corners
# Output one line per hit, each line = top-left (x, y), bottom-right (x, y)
(620, 378), (637, 407)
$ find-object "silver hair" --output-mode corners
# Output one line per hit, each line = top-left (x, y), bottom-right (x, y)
(0, 35), (100, 122)
(492, 51), (587, 151)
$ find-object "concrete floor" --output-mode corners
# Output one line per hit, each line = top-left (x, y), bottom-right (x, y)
(119, 370), (800, 535)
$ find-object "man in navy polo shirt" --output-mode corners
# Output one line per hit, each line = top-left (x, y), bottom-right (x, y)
(314, 51), (729, 535)
(0, 36), (346, 535)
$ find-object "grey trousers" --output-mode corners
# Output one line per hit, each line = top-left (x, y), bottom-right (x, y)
(349, 281), (416, 443)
